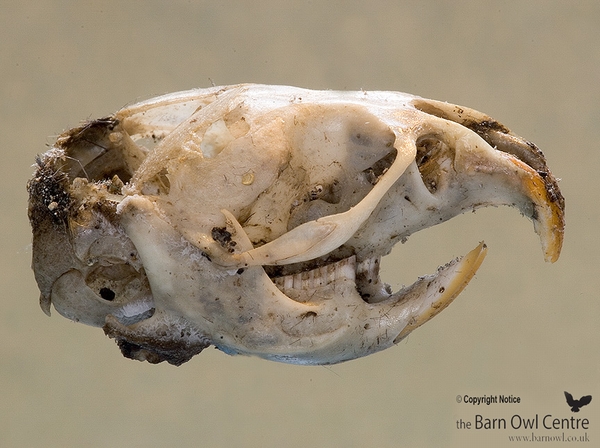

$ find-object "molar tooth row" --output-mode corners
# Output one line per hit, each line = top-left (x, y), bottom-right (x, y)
(273, 256), (357, 291)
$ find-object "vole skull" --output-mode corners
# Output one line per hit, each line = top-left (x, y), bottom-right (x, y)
(28, 84), (564, 365)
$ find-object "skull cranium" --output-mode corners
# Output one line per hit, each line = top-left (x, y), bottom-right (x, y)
(27, 84), (564, 365)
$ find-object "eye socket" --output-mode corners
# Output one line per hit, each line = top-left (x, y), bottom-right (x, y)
(99, 287), (116, 301)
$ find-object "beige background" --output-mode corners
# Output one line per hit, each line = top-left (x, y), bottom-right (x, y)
(1, 1), (598, 447)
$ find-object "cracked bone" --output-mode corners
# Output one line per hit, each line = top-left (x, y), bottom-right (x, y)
(27, 84), (564, 365)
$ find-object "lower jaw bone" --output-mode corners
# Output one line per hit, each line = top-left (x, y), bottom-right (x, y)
(264, 242), (487, 364)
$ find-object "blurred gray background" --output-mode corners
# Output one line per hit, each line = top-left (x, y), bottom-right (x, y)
(1, 1), (598, 447)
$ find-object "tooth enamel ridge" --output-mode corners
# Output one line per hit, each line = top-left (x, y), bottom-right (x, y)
(28, 84), (564, 365)
(273, 255), (357, 293)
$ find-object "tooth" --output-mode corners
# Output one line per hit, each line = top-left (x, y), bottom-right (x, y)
(292, 272), (304, 289)
(303, 270), (315, 288)
(29, 85), (564, 366)
(472, 148), (563, 263)
(314, 267), (325, 288)
(263, 243), (487, 364)
(448, 127), (564, 263)
(504, 157), (563, 263)
(390, 242), (488, 342)
(278, 275), (294, 290)
(413, 99), (564, 263)
(273, 256), (356, 293)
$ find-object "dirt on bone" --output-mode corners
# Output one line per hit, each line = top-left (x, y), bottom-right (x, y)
(27, 85), (565, 365)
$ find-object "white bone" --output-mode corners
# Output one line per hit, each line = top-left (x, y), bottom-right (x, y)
(28, 84), (564, 365)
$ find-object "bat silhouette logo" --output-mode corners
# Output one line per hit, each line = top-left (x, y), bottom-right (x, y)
(564, 391), (592, 412)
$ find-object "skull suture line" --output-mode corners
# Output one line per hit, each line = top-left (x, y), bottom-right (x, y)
(28, 84), (564, 365)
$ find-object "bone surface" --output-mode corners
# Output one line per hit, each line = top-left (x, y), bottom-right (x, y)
(27, 84), (564, 365)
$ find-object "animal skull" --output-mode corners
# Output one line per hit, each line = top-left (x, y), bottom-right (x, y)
(27, 84), (564, 365)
